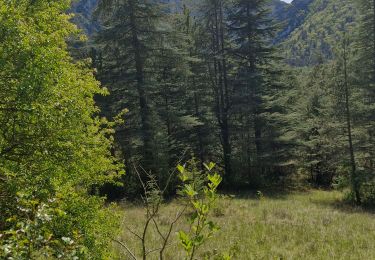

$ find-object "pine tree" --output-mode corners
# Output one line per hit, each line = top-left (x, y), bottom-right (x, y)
(277, 61), (348, 187)
(95, 0), (169, 192)
(168, 6), (216, 166)
(350, 0), (375, 203)
(197, 0), (234, 184)
(228, 0), (278, 184)
(357, 0), (375, 175)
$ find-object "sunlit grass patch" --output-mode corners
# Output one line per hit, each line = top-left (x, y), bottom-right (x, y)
(115, 190), (375, 259)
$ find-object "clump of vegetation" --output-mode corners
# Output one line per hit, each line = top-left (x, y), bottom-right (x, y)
(177, 161), (222, 260)
(0, 1), (122, 258)
(114, 159), (225, 260)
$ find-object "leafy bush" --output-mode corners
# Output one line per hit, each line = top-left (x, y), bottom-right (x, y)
(114, 159), (226, 259)
(177, 161), (222, 260)
(0, 1), (122, 258)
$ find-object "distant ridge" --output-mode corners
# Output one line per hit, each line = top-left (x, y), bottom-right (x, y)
(272, 0), (315, 43)
(70, 0), (99, 35)
(70, 0), (358, 67)
(279, 0), (357, 66)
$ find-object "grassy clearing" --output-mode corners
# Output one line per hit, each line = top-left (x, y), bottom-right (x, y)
(114, 190), (375, 259)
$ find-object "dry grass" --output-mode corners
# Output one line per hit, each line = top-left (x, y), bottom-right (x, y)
(113, 190), (375, 259)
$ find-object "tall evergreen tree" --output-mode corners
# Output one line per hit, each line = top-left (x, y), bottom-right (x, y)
(275, 61), (350, 187)
(172, 6), (216, 165)
(349, 0), (375, 203)
(198, 0), (234, 183)
(340, 35), (361, 203)
(95, 0), (169, 191)
(94, 1), (215, 194)
(228, 0), (279, 184)
(357, 0), (375, 175)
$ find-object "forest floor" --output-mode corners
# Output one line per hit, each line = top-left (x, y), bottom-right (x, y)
(114, 190), (375, 259)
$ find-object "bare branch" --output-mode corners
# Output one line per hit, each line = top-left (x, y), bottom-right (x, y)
(162, 149), (188, 195)
(145, 242), (174, 256)
(152, 218), (166, 241)
(112, 238), (138, 260)
(125, 225), (143, 241)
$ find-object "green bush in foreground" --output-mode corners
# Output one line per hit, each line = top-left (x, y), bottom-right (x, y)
(114, 159), (226, 259)
(0, 1), (122, 258)
(177, 161), (223, 260)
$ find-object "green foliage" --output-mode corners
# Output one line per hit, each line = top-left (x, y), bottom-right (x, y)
(353, 0), (375, 205)
(281, 0), (358, 66)
(94, 0), (214, 196)
(177, 160), (223, 259)
(1, 191), (120, 259)
(112, 159), (224, 259)
(77, 0), (374, 205)
(276, 63), (348, 186)
(0, 0), (122, 258)
(275, 14), (375, 202)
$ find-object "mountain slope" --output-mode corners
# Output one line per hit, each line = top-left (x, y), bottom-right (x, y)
(273, 0), (315, 43)
(277, 0), (358, 66)
(70, 0), (358, 67)
(71, 0), (99, 34)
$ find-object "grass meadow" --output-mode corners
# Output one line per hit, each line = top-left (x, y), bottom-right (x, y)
(114, 190), (375, 259)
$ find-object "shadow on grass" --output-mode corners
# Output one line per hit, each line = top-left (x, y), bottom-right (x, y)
(219, 185), (309, 201)
(310, 195), (375, 215)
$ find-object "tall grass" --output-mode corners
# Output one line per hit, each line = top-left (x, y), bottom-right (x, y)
(114, 190), (375, 259)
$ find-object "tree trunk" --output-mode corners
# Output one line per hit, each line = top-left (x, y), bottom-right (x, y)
(373, 0), (375, 78)
(219, 1), (232, 181)
(245, 3), (263, 175)
(343, 37), (361, 204)
(194, 91), (205, 165)
(212, 0), (232, 182)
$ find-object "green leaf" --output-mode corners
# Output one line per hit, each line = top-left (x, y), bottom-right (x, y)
(208, 173), (222, 187)
(203, 162), (216, 171)
(177, 164), (185, 174)
(207, 221), (220, 232)
(194, 235), (204, 246)
(178, 231), (192, 251)
(184, 184), (198, 197)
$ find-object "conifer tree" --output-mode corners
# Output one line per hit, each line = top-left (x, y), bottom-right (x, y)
(228, 0), (278, 184)
(170, 6), (216, 165)
(198, 0), (234, 183)
(341, 35), (361, 203)
(276, 61), (349, 187)
(95, 0), (169, 189)
(349, 0), (375, 203)
(94, 1), (215, 194)
(357, 0), (375, 177)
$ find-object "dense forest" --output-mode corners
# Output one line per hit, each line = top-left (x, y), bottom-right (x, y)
(1, 0), (374, 259)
